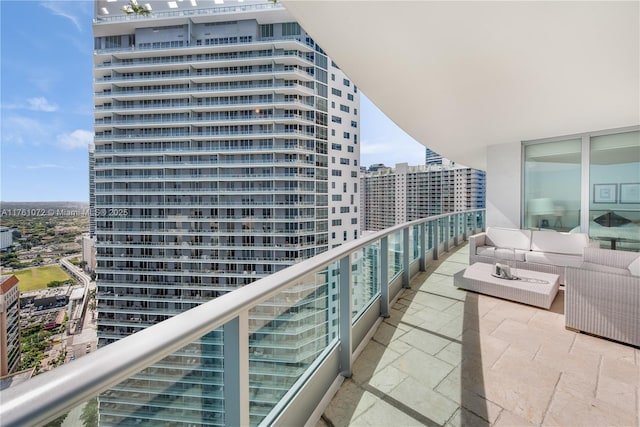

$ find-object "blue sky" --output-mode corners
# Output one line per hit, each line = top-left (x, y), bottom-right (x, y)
(0, 0), (425, 202)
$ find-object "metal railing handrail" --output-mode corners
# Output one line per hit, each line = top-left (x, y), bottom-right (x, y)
(0, 209), (485, 427)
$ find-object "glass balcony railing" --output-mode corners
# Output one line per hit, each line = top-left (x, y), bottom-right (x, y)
(0, 210), (485, 427)
(94, 83), (315, 98)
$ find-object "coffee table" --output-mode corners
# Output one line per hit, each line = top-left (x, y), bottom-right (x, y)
(454, 262), (560, 309)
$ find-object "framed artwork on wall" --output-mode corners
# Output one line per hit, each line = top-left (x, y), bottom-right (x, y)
(619, 183), (640, 204)
(593, 183), (617, 203)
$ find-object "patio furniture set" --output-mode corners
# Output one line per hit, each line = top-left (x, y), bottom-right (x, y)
(455, 227), (640, 347)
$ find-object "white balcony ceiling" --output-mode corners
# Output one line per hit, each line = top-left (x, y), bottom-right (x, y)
(282, 1), (639, 169)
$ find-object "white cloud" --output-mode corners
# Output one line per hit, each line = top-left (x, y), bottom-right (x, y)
(1, 115), (49, 145)
(41, 2), (82, 32)
(26, 164), (66, 170)
(57, 129), (93, 150)
(27, 97), (59, 112)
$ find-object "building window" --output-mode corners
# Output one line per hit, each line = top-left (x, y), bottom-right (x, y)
(331, 170), (342, 176)
(351, 218), (357, 224)
(347, 146), (354, 153)
(332, 194), (342, 201)
(331, 73), (335, 81)
(340, 158), (349, 165)
(354, 229), (358, 239)
(343, 78), (350, 86)
(340, 104), (350, 113)
(331, 88), (342, 96)
(343, 182), (347, 192)
(331, 129), (335, 136)
(354, 108), (358, 115)
(332, 219), (342, 226)
(524, 139), (581, 230)
(354, 135), (358, 144)
(281, 22), (301, 36)
(332, 232), (336, 239)
(344, 231), (348, 241)
(331, 143), (342, 150)
(351, 171), (357, 177)
(260, 24), (274, 38)
(340, 206), (349, 213)
(347, 93), (354, 101)
(331, 101), (335, 108)
(331, 115), (342, 123)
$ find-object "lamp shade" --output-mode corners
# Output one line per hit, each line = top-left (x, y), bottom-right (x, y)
(529, 198), (555, 216)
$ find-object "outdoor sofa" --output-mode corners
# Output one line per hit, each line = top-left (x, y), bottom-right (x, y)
(565, 247), (640, 347)
(469, 227), (596, 284)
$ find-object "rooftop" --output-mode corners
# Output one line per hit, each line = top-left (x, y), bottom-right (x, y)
(317, 244), (640, 426)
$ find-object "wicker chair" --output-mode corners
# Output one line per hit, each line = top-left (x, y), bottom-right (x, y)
(565, 247), (640, 347)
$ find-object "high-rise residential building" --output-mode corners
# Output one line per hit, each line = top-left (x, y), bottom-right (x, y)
(361, 162), (486, 232)
(92, 1), (358, 424)
(0, 275), (21, 376)
(424, 147), (443, 165)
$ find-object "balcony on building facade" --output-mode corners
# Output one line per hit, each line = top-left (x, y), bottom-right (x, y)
(0, 210), (484, 427)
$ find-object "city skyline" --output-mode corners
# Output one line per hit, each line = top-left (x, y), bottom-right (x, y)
(0, 0), (425, 202)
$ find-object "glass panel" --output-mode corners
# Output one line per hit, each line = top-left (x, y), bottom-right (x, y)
(249, 267), (333, 425)
(387, 231), (403, 281)
(449, 215), (456, 238)
(589, 131), (640, 251)
(524, 139), (581, 230)
(438, 218), (445, 244)
(411, 225), (420, 261)
(352, 242), (381, 321)
(99, 329), (225, 426)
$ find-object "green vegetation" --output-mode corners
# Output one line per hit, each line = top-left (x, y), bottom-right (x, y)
(20, 323), (52, 374)
(69, 257), (80, 266)
(47, 279), (72, 288)
(14, 265), (72, 292)
(81, 398), (98, 427)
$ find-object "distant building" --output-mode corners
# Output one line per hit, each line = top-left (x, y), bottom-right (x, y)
(425, 147), (444, 165)
(0, 228), (13, 251)
(0, 275), (21, 376)
(367, 163), (389, 172)
(361, 162), (486, 231)
(81, 235), (96, 274)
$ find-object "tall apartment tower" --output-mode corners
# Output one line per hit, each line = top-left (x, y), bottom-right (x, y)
(361, 162), (486, 232)
(0, 275), (21, 376)
(92, 1), (358, 425)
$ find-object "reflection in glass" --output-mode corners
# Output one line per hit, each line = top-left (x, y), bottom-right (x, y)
(524, 139), (581, 230)
(248, 267), (333, 425)
(387, 231), (403, 281)
(352, 242), (381, 321)
(589, 131), (640, 251)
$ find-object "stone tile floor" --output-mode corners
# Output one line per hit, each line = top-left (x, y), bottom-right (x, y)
(317, 244), (640, 426)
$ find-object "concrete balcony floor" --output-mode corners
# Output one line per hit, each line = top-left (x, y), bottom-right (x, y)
(318, 244), (640, 427)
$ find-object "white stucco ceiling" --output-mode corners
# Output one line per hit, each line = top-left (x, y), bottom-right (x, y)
(282, 1), (639, 170)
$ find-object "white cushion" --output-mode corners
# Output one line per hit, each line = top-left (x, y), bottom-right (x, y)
(494, 248), (527, 261)
(485, 227), (532, 251)
(581, 262), (631, 276)
(530, 231), (589, 255)
(476, 246), (495, 257)
(525, 251), (583, 268)
(628, 256), (640, 277)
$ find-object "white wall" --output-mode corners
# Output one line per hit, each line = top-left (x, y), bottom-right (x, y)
(486, 141), (521, 228)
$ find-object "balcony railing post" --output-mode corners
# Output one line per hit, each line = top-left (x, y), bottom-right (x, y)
(402, 227), (410, 288)
(223, 313), (249, 427)
(433, 220), (439, 260)
(338, 255), (353, 377)
(419, 222), (426, 271)
(380, 236), (389, 318)
(444, 217), (450, 252)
